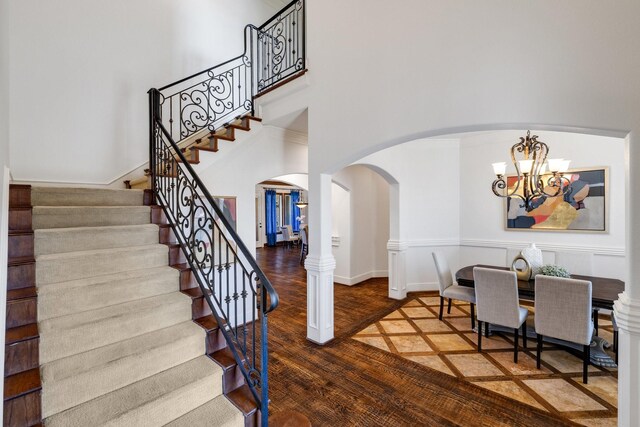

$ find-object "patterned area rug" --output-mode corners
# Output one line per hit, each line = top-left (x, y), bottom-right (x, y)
(352, 293), (618, 426)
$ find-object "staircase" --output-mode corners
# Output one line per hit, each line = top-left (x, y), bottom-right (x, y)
(4, 1), (306, 424)
(29, 186), (246, 426)
(125, 115), (262, 190)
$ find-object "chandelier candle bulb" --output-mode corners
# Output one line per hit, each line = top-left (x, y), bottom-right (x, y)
(558, 160), (571, 173)
(492, 162), (507, 176)
(547, 158), (564, 172)
(518, 159), (534, 173)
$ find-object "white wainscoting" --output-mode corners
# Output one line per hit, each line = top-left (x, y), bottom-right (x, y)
(397, 238), (626, 294)
(460, 240), (626, 282)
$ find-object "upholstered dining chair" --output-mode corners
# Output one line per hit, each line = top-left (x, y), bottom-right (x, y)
(281, 225), (299, 248)
(554, 251), (600, 336)
(473, 267), (528, 363)
(534, 275), (593, 384)
(432, 252), (476, 329)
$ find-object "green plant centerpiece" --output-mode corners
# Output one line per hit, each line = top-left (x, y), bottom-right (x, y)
(539, 264), (571, 278)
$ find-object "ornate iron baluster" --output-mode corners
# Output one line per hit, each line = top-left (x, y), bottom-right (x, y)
(147, 2), (303, 425)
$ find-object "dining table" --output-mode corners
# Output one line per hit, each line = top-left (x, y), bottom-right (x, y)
(455, 264), (625, 311)
(456, 263), (625, 335)
(455, 264), (625, 367)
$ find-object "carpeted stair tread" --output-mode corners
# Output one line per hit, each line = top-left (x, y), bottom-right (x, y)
(39, 292), (192, 363)
(31, 186), (144, 207)
(34, 224), (159, 255)
(32, 206), (151, 229)
(41, 321), (205, 418)
(36, 244), (168, 285)
(166, 394), (243, 427)
(38, 266), (179, 320)
(44, 355), (223, 427)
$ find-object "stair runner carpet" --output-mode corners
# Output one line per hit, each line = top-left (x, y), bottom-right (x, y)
(32, 187), (243, 426)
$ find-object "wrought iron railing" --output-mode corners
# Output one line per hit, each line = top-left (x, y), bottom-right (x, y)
(148, 1), (305, 425)
(256, 0), (305, 92)
(150, 92), (278, 425)
(156, 0), (305, 145)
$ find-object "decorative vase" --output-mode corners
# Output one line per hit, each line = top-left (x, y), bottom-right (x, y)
(511, 255), (532, 281)
(521, 243), (543, 276)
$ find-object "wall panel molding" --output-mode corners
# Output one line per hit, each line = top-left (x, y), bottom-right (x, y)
(459, 239), (625, 257)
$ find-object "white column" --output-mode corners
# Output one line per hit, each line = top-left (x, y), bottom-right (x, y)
(387, 240), (408, 300)
(615, 130), (640, 426)
(613, 295), (640, 426)
(306, 173), (335, 344)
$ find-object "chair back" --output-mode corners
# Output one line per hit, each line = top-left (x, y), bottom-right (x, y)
(473, 267), (521, 328)
(301, 227), (308, 245)
(535, 275), (593, 345)
(431, 251), (453, 294)
(284, 225), (295, 239)
(281, 226), (291, 241)
(554, 251), (594, 276)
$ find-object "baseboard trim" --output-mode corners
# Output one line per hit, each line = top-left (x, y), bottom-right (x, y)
(407, 281), (439, 293)
(334, 270), (388, 286)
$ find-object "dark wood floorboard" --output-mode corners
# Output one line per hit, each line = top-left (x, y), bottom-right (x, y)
(257, 246), (573, 426)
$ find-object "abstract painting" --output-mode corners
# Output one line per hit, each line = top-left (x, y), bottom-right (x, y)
(506, 168), (607, 231)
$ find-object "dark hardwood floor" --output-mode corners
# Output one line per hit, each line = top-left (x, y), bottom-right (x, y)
(257, 246), (572, 426)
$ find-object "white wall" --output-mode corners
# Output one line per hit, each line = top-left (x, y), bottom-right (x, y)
(9, 0), (277, 185)
(459, 131), (626, 280)
(0, 0), (10, 412)
(331, 182), (350, 280)
(355, 139), (461, 291)
(332, 165), (389, 285)
(198, 126), (308, 256)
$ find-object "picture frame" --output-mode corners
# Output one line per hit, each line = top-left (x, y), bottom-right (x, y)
(505, 167), (608, 232)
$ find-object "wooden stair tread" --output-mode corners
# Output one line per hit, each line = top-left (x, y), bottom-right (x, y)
(227, 124), (250, 132)
(192, 146), (218, 153)
(243, 115), (262, 122)
(7, 287), (37, 301)
(176, 158), (200, 165)
(210, 347), (239, 371)
(4, 368), (41, 401)
(170, 262), (191, 273)
(8, 230), (34, 237)
(194, 315), (220, 332)
(8, 256), (35, 267)
(5, 324), (39, 345)
(182, 287), (212, 299)
(226, 384), (258, 416)
(212, 133), (235, 142)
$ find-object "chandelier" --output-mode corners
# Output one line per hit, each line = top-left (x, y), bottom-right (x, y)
(295, 194), (308, 208)
(491, 131), (572, 212)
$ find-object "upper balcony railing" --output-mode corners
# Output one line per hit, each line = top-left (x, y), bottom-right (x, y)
(156, 0), (305, 144)
(147, 1), (305, 426)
